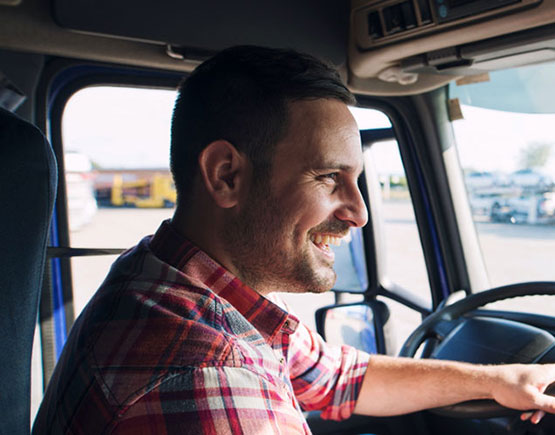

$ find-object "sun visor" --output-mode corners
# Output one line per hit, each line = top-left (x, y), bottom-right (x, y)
(401, 23), (555, 77)
(52, 0), (349, 65)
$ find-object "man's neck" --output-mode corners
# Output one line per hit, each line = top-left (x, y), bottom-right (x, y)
(171, 208), (281, 296)
(171, 207), (241, 280)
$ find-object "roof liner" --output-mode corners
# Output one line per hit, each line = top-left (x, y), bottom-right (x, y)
(52, 0), (350, 65)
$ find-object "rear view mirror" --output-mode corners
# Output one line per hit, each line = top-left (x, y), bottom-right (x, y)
(315, 300), (392, 355)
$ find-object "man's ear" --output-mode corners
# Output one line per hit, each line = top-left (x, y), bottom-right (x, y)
(197, 140), (249, 208)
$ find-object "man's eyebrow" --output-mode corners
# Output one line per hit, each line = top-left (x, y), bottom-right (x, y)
(311, 162), (364, 176)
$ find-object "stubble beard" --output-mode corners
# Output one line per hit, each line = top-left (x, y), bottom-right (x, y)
(221, 182), (336, 295)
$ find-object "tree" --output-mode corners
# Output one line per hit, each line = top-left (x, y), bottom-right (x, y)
(518, 142), (553, 169)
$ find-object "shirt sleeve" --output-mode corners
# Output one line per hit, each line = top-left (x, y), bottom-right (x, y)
(287, 321), (371, 421)
(112, 366), (309, 434)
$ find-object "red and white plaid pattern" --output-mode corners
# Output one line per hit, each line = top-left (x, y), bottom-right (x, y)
(33, 220), (370, 434)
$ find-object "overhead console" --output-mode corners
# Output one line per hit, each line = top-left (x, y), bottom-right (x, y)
(353, 0), (542, 50)
(348, 0), (554, 95)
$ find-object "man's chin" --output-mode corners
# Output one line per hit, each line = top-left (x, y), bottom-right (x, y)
(305, 269), (337, 294)
(305, 285), (333, 294)
(273, 270), (335, 294)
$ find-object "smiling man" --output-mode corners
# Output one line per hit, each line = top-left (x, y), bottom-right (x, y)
(178, 97), (366, 296)
(34, 46), (555, 434)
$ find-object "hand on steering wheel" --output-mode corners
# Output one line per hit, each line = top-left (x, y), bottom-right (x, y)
(399, 282), (555, 418)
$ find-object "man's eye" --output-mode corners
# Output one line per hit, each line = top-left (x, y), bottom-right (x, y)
(321, 173), (339, 182)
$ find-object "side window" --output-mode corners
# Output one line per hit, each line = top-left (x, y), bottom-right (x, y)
(363, 139), (431, 353)
(62, 86), (177, 315)
(364, 140), (431, 297)
(33, 85), (178, 422)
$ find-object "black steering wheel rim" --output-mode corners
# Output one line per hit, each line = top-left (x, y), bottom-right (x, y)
(398, 281), (555, 418)
(400, 281), (555, 358)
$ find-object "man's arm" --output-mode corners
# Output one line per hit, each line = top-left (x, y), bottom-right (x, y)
(353, 356), (555, 424)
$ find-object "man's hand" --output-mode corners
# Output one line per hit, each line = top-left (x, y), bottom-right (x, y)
(488, 363), (555, 424)
(354, 356), (555, 421)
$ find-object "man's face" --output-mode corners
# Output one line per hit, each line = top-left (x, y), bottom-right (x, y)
(223, 99), (368, 295)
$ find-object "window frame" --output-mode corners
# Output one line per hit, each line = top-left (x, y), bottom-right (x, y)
(355, 94), (471, 312)
(35, 60), (182, 384)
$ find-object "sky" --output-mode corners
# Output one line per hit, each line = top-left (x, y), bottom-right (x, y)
(62, 85), (555, 177)
(452, 105), (555, 175)
(63, 87), (176, 169)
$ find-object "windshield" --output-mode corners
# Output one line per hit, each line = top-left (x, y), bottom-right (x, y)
(449, 61), (555, 310)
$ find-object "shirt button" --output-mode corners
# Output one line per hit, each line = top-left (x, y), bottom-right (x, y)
(279, 357), (285, 364)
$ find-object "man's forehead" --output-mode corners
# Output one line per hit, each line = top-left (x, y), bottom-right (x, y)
(286, 98), (354, 124)
(277, 99), (362, 156)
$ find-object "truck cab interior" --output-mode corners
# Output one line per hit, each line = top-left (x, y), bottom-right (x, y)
(1, 0), (555, 434)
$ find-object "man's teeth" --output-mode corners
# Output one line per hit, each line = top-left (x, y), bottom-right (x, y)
(310, 234), (343, 246)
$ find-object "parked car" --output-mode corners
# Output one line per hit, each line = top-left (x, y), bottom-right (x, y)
(509, 169), (553, 189)
(64, 152), (98, 231)
(469, 191), (506, 217)
(491, 192), (555, 224)
(464, 171), (499, 191)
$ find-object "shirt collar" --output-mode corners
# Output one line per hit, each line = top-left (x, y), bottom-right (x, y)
(149, 220), (299, 343)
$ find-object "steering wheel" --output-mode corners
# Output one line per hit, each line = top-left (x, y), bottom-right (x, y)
(399, 281), (555, 418)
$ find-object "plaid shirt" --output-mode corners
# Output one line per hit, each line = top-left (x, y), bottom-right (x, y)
(33, 220), (370, 434)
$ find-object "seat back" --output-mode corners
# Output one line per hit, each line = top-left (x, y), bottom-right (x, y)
(0, 108), (57, 435)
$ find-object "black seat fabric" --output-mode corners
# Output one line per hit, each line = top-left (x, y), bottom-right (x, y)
(0, 108), (57, 435)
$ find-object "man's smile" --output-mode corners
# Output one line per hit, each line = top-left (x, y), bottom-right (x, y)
(309, 232), (348, 260)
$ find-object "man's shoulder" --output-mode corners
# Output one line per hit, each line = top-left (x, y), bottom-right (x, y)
(71, 242), (244, 374)
(79, 276), (243, 406)
(89, 275), (244, 369)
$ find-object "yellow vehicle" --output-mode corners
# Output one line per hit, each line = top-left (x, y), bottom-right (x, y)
(109, 174), (176, 208)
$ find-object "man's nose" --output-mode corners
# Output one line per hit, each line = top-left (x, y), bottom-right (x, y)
(334, 184), (368, 228)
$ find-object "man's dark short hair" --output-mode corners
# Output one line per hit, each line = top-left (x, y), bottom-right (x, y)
(170, 45), (356, 205)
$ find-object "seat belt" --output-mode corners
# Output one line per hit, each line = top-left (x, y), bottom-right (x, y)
(47, 247), (126, 258)
(39, 246), (126, 387)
